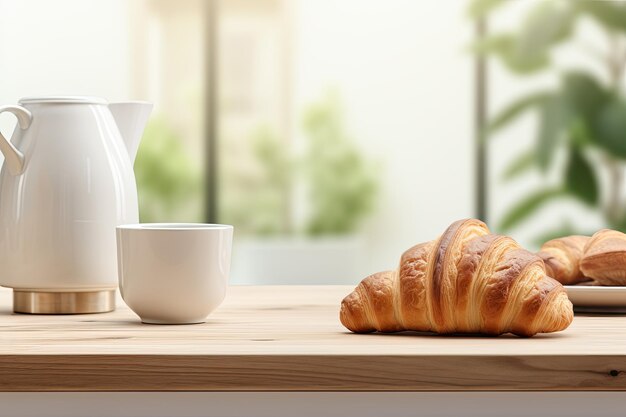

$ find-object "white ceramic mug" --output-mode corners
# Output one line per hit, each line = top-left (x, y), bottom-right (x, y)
(116, 223), (233, 324)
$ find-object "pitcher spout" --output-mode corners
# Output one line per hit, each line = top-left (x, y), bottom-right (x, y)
(108, 102), (153, 163)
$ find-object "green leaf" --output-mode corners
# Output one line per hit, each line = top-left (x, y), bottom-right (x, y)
(516, 1), (576, 59)
(499, 188), (565, 231)
(487, 91), (552, 134)
(612, 212), (626, 233)
(537, 96), (567, 171)
(561, 71), (609, 120)
(467, 0), (506, 19)
(564, 148), (598, 205)
(576, 0), (626, 32)
(568, 117), (593, 147)
(473, 34), (550, 73)
(473, 2), (576, 74)
(593, 99), (626, 159)
(502, 149), (536, 181)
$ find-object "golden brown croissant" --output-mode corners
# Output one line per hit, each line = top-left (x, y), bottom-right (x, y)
(340, 219), (573, 337)
(537, 236), (590, 285)
(580, 229), (626, 285)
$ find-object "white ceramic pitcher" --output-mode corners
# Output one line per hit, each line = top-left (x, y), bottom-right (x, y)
(0, 96), (152, 313)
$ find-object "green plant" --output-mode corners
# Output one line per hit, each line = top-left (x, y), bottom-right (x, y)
(219, 127), (292, 236)
(472, 0), (626, 237)
(134, 117), (203, 222)
(303, 92), (378, 235)
(220, 92), (378, 237)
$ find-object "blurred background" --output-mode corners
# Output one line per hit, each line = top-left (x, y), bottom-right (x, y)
(0, 0), (624, 284)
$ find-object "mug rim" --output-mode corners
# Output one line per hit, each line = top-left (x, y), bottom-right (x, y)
(117, 223), (233, 231)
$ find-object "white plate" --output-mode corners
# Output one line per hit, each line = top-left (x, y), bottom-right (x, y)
(565, 285), (626, 313)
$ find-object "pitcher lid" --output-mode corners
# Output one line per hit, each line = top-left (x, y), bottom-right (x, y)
(19, 96), (107, 105)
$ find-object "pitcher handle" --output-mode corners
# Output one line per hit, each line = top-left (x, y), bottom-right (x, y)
(0, 105), (31, 176)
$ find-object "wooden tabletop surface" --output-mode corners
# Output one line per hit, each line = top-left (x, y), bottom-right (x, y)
(0, 285), (625, 391)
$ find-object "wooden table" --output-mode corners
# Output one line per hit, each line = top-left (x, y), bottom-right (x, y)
(1, 285), (626, 417)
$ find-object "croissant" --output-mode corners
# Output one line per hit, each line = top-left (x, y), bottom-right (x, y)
(537, 236), (590, 285)
(340, 219), (573, 337)
(580, 229), (626, 286)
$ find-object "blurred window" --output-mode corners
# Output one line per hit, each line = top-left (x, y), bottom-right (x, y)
(0, 0), (474, 284)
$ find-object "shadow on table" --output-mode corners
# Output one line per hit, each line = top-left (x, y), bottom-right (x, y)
(88, 318), (232, 327)
(338, 330), (570, 339)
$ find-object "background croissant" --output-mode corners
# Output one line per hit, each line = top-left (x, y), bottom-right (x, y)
(537, 236), (590, 285)
(580, 229), (626, 286)
(340, 219), (573, 337)
(537, 229), (626, 286)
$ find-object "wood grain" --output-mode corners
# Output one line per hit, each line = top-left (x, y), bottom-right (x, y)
(0, 285), (625, 391)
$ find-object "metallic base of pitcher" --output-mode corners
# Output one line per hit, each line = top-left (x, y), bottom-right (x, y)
(13, 290), (116, 314)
